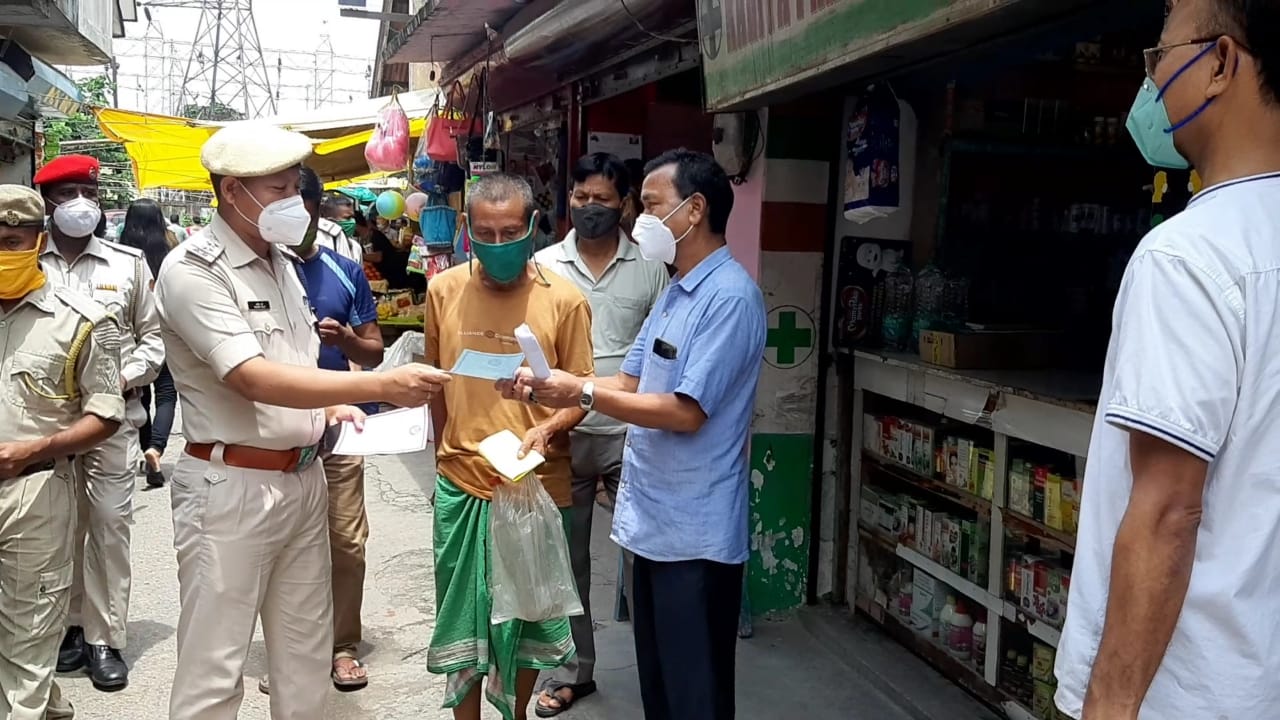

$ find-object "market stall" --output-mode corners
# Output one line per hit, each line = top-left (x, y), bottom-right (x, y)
(826, 6), (1180, 719)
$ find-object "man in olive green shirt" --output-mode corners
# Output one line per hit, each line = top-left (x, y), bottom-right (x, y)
(532, 153), (668, 716)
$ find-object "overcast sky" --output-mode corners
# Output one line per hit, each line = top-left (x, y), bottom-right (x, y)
(66, 0), (383, 116)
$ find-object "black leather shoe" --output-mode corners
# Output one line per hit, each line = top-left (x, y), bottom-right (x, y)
(86, 645), (128, 691)
(57, 626), (86, 673)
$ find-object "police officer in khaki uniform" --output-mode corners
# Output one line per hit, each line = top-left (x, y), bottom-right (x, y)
(34, 155), (164, 691)
(155, 123), (449, 720)
(0, 185), (125, 720)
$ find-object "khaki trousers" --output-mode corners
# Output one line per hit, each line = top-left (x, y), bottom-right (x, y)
(168, 447), (332, 720)
(0, 467), (76, 720)
(324, 452), (367, 656)
(70, 419), (140, 648)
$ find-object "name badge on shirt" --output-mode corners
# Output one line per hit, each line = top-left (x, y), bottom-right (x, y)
(652, 337), (678, 360)
(248, 300), (270, 311)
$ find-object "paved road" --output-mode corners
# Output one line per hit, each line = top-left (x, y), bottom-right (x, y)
(57, 434), (992, 720)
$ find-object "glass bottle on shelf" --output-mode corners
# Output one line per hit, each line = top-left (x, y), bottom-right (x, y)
(941, 274), (971, 330)
(912, 264), (945, 343)
(882, 268), (915, 350)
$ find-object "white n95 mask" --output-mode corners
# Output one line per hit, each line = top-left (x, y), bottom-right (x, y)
(236, 186), (311, 245)
(52, 197), (102, 238)
(632, 196), (693, 265)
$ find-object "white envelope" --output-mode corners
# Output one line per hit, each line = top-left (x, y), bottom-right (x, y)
(478, 429), (545, 482)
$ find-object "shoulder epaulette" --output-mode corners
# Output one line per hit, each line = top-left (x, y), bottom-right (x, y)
(52, 284), (110, 325)
(102, 239), (143, 257)
(184, 235), (225, 264)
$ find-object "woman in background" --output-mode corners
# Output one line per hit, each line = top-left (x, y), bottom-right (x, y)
(119, 197), (178, 488)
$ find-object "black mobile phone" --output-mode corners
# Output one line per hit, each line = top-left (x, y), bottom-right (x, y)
(652, 338), (678, 360)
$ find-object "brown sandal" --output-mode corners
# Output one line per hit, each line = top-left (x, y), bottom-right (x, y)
(331, 654), (368, 692)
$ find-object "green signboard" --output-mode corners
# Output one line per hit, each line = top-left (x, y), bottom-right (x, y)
(697, 0), (1016, 110)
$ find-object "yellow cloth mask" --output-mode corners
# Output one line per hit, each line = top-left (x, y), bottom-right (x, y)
(0, 241), (47, 300)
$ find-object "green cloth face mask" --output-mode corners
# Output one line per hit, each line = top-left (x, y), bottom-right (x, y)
(468, 214), (536, 284)
(337, 218), (357, 237)
(293, 224), (318, 255)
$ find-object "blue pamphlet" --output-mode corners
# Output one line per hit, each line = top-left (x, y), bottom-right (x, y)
(448, 349), (526, 381)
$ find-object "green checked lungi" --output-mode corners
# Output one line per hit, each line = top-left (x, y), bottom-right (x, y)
(428, 475), (576, 719)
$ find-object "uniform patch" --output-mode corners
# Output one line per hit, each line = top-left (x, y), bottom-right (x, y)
(248, 300), (270, 311)
(95, 284), (119, 292)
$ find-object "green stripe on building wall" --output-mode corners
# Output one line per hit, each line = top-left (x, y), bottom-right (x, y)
(705, 0), (1009, 108)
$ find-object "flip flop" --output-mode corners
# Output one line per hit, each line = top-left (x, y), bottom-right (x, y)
(534, 680), (597, 718)
(331, 656), (369, 692)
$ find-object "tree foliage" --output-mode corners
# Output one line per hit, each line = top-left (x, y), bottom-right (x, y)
(42, 75), (137, 209)
(180, 101), (245, 122)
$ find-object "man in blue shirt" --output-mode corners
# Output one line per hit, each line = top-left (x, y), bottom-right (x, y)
(280, 167), (383, 691)
(504, 149), (766, 720)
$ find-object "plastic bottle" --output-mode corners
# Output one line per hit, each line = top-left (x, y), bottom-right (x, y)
(938, 595), (956, 647)
(950, 600), (973, 660)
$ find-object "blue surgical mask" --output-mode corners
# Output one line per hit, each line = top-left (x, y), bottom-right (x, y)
(1126, 43), (1218, 169)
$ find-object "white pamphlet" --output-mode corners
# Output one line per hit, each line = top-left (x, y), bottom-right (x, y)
(514, 323), (551, 379)
(478, 429), (545, 482)
(332, 405), (432, 456)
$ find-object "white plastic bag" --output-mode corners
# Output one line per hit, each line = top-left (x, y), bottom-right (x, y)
(376, 331), (424, 372)
(489, 475), (583, 624)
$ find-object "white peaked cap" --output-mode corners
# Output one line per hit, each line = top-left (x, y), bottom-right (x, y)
(200, 122), (314, 177)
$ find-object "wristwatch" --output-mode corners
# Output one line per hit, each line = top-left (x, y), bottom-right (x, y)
(579, 381), (596, 411)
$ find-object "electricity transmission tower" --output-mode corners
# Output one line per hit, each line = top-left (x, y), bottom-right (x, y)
(314, 34), (334, 110)
(139, 8), (168, 114)
(143, 0), (277, 119)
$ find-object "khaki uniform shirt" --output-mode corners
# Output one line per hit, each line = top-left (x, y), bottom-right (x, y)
(155, 214), (325, 450)
(536, 230), (668, 434)
(41, 235), (164, 391)
(1, 282), (126, 443)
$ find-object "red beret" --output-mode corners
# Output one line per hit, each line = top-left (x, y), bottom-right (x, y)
(34, 154), (100, 187)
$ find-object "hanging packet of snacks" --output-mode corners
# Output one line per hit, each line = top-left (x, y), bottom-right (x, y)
(365, 92), (411, 173)
(844, 83), (902, 224)
(425, 251), (454, 279)
(406, 236), (427, 275)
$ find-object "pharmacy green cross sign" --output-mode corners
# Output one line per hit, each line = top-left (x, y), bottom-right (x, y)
(765, 305), (815, 369)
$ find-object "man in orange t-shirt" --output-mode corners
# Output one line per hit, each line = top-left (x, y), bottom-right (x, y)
(423, 173), (594, 720)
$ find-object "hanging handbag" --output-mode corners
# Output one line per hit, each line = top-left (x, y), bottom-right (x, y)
(425, 81), (477, 162)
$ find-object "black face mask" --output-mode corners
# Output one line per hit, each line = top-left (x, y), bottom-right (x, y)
(570, 204), (622, 240)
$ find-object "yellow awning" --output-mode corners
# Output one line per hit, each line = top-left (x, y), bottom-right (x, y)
(94, 108), (219, 192)
(93, 108), (431, 193)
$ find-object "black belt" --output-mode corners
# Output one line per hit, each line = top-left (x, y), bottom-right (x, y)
(20, 459), (57, 477)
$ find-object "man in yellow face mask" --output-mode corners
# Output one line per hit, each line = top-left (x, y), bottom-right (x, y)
(0, 184), (126, 720)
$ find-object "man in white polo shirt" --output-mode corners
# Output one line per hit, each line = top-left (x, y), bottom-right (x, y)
(1055, 1), (1280, 718)
(532, 153), (668, 717)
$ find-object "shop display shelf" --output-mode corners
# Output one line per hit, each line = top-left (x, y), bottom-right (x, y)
(864, 450), (993, 517)
(1002, 603), (1063, 648)
(376, 317), (424, 328)
(857, 526), (899, 554)
(896, 544), (1003, 614)
(857, 596), (1004, 706)
(1002, 509), (1076, 553)
(850, 349), (1100, 415)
